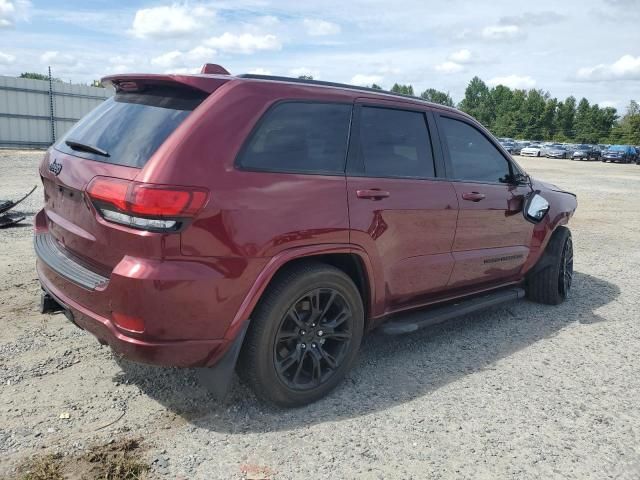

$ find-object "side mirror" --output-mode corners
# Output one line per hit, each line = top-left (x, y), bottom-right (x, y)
(524, 191), (550, 223)
(511, 172), (530, 185)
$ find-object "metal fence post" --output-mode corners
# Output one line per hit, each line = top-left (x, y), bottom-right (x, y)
(48, 65), (56, 145)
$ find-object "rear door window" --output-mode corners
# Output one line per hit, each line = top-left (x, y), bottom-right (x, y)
(55, 86), (207, 168)
(237, 102), (352, 175)
(357, 106), (436, 178)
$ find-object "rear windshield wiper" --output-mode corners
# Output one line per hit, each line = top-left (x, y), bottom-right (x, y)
(65, 139), (110, 157)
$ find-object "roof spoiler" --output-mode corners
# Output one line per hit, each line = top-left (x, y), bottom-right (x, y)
(101, 72), (231, 94)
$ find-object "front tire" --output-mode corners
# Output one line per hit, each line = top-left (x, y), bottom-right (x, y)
(238, 262), (364, 407)
(527, 227), (573, 305)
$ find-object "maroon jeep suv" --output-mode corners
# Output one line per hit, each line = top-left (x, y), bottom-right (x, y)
(35, 65), (577, 406)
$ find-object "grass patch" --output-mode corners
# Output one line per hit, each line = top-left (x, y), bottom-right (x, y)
(17, 454), (64, 480)
(85, 438), (149, 480)
(15, 438), (149, 480)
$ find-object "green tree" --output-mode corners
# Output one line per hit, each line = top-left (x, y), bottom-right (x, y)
(370, 83), (383, 90)
(458, 76), (494, 128)
(541, 98), (558, 140)
(19, 72), (62, 82)
(297, 75), (314, 80)
(490, 85), (516, 137)
(390, 83), (414, 96)
(556, 96), (576, 140)
(420, 88), (454, 107)
(574, 98), (593, 143)
(521, 90), (547, 140)
(610, 100), (640, 144)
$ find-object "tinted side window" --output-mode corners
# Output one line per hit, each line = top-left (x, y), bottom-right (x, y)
(358, 107), (435, 178)
(238, 102), (352, 174)
(440, 116), (511, 183)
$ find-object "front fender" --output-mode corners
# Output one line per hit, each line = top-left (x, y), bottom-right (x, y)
(521, 186), (577, 275)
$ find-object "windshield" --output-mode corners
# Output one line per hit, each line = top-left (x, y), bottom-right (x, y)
(608, 145), (626, 151)
(54, 86), (207, 168)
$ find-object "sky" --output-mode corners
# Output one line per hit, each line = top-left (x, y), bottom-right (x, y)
(0, 0), (639, 111)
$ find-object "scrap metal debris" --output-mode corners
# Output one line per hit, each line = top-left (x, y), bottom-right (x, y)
(0, 185), (35, 228)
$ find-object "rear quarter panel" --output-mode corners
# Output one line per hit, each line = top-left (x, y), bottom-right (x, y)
(139, 79), (356, 258)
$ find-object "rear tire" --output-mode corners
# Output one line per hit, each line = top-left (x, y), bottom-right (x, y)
(237, 262), (364, 407)
(526, 227), (573, 305)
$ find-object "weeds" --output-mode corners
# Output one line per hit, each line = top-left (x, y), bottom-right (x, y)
(18, 453), (63, 480)
(16, 438), (149, 480)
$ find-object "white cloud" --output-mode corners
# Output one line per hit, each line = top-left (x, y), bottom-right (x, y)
(576, 54), (640, 81)
(187, 45), (216, 62)
(481, 24), (523, 40)
(151, 46), (216, 69)
(350, 74), (383, 86)
(204, 32), (281, 54)
(151, 50), (182, 68)
(0, 50), (15, 64)
(449, 49), (471, 63)
(130, 4), (214, 39)
(0, 0), (30, 28)
(109, 55), (136, 66)
(487, 75), (536, 89)
(40, 51), (77, 67)
(289, 67), (319, 78)
(248, 67), (272, 75)
(599, 100), (618, 109)
(499, 11), (566, 26)
(303, 18), (340, 36)
(435, 61), (464, 74)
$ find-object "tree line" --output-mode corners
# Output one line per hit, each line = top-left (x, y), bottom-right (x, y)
(18, 71), (640, 145)
(384, 77), (639, 145)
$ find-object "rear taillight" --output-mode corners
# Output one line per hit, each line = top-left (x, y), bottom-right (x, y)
(86, 176), (208, 232)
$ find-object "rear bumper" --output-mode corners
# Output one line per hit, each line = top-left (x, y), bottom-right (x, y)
(38, 263), (227, 367)
(33, 209), (266, 368)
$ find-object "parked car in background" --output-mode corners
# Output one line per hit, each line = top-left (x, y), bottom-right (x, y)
(546, 145), (569, 159)
(502, 142), (517, 154)
(512, 142), (526, 154)
(34, 66), (578, 406)
(571, 144), (600, 161)
(602, 145), (638, 163)
(520, 144), (544, 157)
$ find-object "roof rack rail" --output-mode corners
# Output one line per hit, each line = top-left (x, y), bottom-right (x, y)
(236, 73), (440, 106)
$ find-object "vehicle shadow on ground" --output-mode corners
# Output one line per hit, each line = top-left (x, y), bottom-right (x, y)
(115, 271), (619, 433)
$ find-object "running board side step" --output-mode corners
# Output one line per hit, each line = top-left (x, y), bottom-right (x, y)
(379, 287), (526, 335)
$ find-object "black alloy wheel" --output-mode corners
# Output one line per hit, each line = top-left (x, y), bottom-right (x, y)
(274, 288), (353, 390)
(558, 236), (574, 298)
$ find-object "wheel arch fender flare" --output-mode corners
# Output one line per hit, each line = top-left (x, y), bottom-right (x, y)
(224, 244), (377, 343)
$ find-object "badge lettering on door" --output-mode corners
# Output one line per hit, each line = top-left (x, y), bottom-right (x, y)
(483, 254), (524, 264)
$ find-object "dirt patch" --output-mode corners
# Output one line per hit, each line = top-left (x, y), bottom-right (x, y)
(14, 438), (149, 480)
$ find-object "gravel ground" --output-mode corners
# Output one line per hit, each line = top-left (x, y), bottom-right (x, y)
(1, 149), (639, 479)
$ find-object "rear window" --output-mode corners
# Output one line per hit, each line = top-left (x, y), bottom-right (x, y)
(55, 86), (207, 168)
(237, 102), (352, 175)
